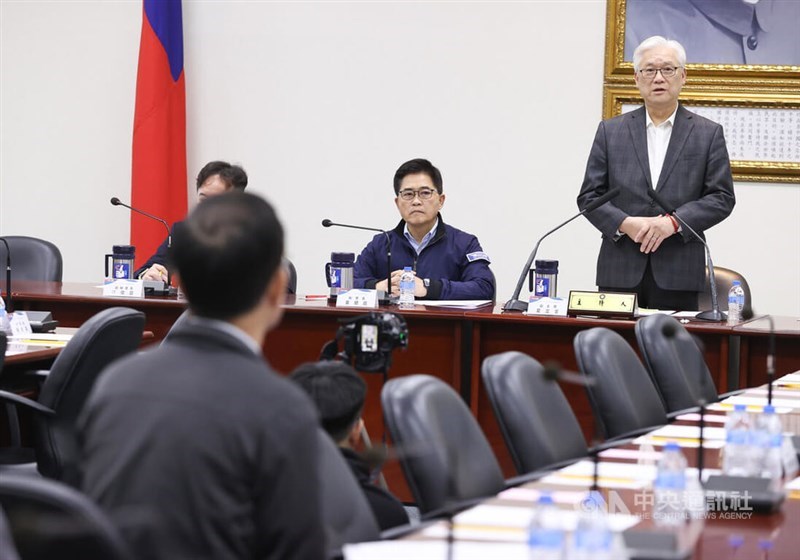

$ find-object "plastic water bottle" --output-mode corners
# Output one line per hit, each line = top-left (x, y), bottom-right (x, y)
(572, 491), (614, 560)
(726, 280), (745, 325)
(653, 441), (688, 526)
(755, 405), (783, 490)
(527, 493), (564, 560)
(723, 404), (754, 476)
(0, 295), (11, 335)
(398, 267), (415, 310)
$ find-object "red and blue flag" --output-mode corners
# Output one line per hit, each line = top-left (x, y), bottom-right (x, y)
(131, 0), (187, 268)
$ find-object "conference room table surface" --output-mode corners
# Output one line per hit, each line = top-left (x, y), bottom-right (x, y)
(8, 281), (800, 499)
(345, 373), (800, 560)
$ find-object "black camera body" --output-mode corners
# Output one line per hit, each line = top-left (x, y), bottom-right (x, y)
(322, 311), (409, 372)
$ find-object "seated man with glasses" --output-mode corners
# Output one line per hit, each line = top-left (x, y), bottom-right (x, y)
(577, 35), (735, 311)
(353, 158), (494, 300)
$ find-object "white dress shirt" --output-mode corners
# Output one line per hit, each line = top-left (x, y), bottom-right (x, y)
(646, 106), (678, 189)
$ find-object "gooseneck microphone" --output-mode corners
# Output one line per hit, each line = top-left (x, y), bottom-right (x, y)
(0, 237), (12, 312)
(110, 197), (172, 289)
(647, 189), (725, 322)
(322, 219), (393, 301)
(503, 187), (621, 312)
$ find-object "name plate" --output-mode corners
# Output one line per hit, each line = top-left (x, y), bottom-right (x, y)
(336, 289), (378, 308)
(9, 311), (33, 337)
(526, 296), (568, 316)
(103, 279), (145, 299)
(567, 290), (637, 319)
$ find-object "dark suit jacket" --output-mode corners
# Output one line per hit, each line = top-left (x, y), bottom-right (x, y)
(79, 319), (325, 560)
(577, 104), (735, 292)
(132, 222), (179, 279)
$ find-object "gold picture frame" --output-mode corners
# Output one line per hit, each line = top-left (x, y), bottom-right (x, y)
(604, 0), (800, 183)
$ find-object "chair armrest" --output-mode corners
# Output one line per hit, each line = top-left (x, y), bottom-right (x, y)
(667, 405), (701, 420)
(718, 388), (749, 399)
(25, 369), (51, 380)
(0, 390), (55, 416)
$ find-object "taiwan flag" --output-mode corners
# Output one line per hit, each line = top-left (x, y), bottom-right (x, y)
(130, 0), (187, 269)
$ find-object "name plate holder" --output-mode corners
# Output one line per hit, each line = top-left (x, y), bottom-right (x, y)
(567, 290), (637, 319)
(8, 311), (33, 337)
(525, 296), (568, 316)
(103, 279), (145, 299)
(336, 289), (379, 308)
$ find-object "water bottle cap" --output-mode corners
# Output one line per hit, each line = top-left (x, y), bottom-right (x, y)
(538, 492), (554, 505)
(734, 404), (746, 412)
(763, 404), (775, 414)
(728, 534), (744, 548)
(403, 266), (412, 272)
(664, 441), (680, 451)
(732, 280), (741, 286)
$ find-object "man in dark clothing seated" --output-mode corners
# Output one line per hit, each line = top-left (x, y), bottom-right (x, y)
(291, 361), (410, 531)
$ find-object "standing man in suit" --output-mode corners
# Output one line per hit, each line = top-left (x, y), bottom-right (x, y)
(578, 35), (735, 310)
(79, 192), (324, 560)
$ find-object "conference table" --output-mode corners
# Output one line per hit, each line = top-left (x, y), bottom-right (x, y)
(346, 372), (800, 560)
(7, 281), (800, 499)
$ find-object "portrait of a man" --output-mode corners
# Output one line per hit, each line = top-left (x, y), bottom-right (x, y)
(624, 0), (800, 66)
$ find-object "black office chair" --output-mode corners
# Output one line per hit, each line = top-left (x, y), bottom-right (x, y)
(316, 429), (380, 558)
(0, 471), (133, 560)
(574, 328), (668, 440)
(699, 266), (752, 317)
(635, 313), (746, 414)
(381, 374), (506, 515)
(0, 307), (146, 483)
(284, 258), (298, 295)
(0, 236), (63, 282)
(481, 352), (588, 475)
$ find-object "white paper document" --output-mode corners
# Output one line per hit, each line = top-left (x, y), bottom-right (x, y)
(421, 300), (493, 309)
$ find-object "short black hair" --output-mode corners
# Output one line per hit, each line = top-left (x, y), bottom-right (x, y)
(393, 158), (443, 195)
(170, 191), (283, 320)
(196, 161), (248, 191)
(290, 361), (367, 443)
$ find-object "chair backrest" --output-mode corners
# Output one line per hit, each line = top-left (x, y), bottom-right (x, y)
(381, 374), (505, 514)
(0, 236), (63, 282)
(573, 328), (668, 440)
(35, 307), (145, 481)
(316, 429), (380, 556)
(481, 352), (587, 475)
(0, 472), (133, 560)
(699, 266), (752, 317)
(284, 258), (298, 295)
(635, 314), (719, 412)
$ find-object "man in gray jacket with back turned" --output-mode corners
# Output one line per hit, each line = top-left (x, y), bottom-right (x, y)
(79, 192), (324, 560)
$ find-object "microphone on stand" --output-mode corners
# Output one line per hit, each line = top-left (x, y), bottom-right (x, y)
(110, 197), (173, 294)
(0, 238), (12, 312)
(646, 189), (725, 322)
(503, 188), (621, 312)
(322, 219), (394, 303)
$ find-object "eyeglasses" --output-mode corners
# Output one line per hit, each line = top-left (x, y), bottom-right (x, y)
(398, 188), (438, 201)
(638, 66), (681, 79)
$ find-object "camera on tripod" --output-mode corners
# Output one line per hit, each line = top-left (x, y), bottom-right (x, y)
(320, 311), (409, 373)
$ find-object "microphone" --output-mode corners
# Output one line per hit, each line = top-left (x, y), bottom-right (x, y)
(0, 237), (11, 312)
(322, 219), (394, 302)
(647, 189), (725, 322)
(542, 360), (597, 387)
(110, 197), (173, 291)
(503, 187), (621, 312)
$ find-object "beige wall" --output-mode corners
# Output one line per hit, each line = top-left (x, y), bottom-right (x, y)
(2, 1), (798, 315)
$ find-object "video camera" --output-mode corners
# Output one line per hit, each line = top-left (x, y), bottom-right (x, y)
(320, 311), (409, 373)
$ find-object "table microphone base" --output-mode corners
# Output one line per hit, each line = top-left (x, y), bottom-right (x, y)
(143, 281), (177, 297)
(502, 298), (528, 313)
(695, 309), (726, 322)
(704, 475), (785, 513)
(623, 530), (692, 560)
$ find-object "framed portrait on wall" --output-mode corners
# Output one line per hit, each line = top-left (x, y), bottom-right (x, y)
(604, 0), (800, 86)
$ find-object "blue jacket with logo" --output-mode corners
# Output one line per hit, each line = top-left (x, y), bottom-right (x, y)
(353, 214), (494, 300)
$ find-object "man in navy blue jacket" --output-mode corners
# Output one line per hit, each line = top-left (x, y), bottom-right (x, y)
(353, 159), (494, 300)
